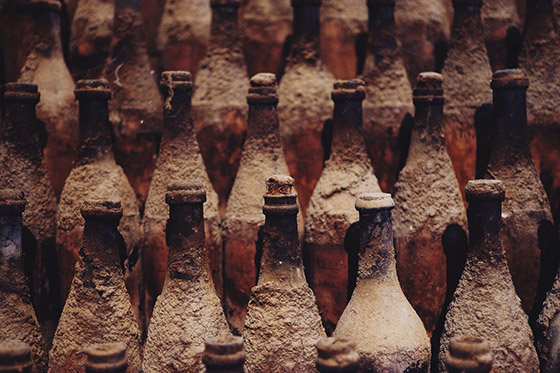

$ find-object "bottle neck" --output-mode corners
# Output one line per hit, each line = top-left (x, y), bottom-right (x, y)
(330, 100), (369, 164)
(2, 100), (42, 150)
(113, 0), (145, 58)
(162, 88), (197, 147)
(246, 101), (282, 145)
(467, 200), (504, 262)
(408, 100), (446, 156)
(288, 5), (321, 65)
(525, 0), (556, 43)
(78, 99), (114, 161)
(451, 4), (485, 43)
(81, 220), (123, 275)
(0, 214), (26, 292)
(368, 4), (398, 56)
(210, 6), (243, 56)
(357, 210), (396, 280)
(30, 9), (64, 59)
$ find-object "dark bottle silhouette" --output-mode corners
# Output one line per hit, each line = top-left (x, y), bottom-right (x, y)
(202, 335), (246, 373)
(316, 337), (360, 373)
(0, 341), (34, 373)
(84, 342), (128, 373)
(444, 336), (493, 373)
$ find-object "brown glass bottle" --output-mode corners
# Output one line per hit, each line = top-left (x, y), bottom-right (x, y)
(304, 79), (380, 333)
(222, 73), (292, 333)
(0, 341), (33, 373)
(441, 0), (492, 199)
(202, 335), (246, 373)
(485, 69), (554, 315)
(85, 342), (127, 373)
(143, 183), (229, 372)
(102, 0), (163, 206)
(393, 72), (468, 335)
(1, 83), (59, 341)
(316, 338), (360, 373)
(18, 0), (78, 197)
(444, 336), (493, 373)
(56, 79), (142, 326)
(0, 191), (47, 372)
(143, 71), (221, 324)
(278, 0), (334, 215)
(243, 176), (325, 372)
(361, 0), (413, 193)
(193, 0), (249, 211)
(50, 199), (142, 372)
(438, 180), (539, 372)
(156, 0), (210, 76)
(334, 193), (430, 372)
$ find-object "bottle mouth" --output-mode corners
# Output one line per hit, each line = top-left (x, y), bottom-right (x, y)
(292, 0), (322, 6)
(75, 79), (111, 100)
(210, 0), (241, 9)
(452, 0), (483, 8)
(81, 200), (123, 223)
(160, 71), (193, 91)
(165, 183), (207, 205)
(4, 83), (40, 102)
(203, 335), (246, 368)
(491, 69), (529, 90)
(263, 175), (299, 215)
(248, 73), (279, 105)
(355, 193), (394, 212)
(316, 337), (360, 369)
(29, 0), (62, 12)
(85, 342), (127, 371)
(332, 80), (366, 102)
(0, 341), (32, 370)
(0, 190), (26, 215)
(445, 335), (493, 371)
(465, 179), (506, 202)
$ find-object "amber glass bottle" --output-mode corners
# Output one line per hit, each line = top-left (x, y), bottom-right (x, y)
(316, 338), (360, 373)
(304, 79), (380, 333)
(203, 335), (246, 373)
(438, 180), (539, 372)
(444, 336), (493, 373)
(0, 341), (34, 373)
(84, 343), (128, 373)
(50, 199), (142, 372)
(0, 191), (47, 372)
(143, 71), (221, 323)
(143, 183), (229, 372)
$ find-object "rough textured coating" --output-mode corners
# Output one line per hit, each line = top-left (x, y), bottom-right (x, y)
(316, 337), (360, 372)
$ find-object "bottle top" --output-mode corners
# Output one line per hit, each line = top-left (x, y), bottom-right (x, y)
(291, 0), (322, 6)
(452, 0), (483, 7)
(0, 341), (32, 372)
(0, 189), (26, 215)
(444, 336), (493, 372)
(160, 71), (193, 93)
(263, 175), (299, 215)
(316, 337), (360, 371)
(84, 342), (127, 372)
(202, 335), (246, 369)
(490, 69), (529, 90)
(414, 72), (444, 104)
(3, 83), (40, 103)
(165, 183), (207, 205)
(355, 193), (395, 213)
(81, 199), (123, 225)
(332, 80), (366, 101)
(465, 180), (505, 203)
(248, 73), (278, 105)
(210, 0), (240, 8)
(29, 0), (61, 12)
(367, 0), (395, 7)
(75, 79), (112, 100)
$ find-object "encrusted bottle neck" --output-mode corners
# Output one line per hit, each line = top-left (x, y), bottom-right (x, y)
(29, 6), (64, 58)
(367, 1), (398, 57)
(0, 192), (27, 295)
(76, 96), (114, 162)
(357, 208), (396, 280)
(288, 2), (321, 65)
(160, 72), (196, 144)
(2, 87), (42, 152)
(209, 4), (243, 59)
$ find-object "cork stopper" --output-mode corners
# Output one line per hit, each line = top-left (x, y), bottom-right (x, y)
(29, 0), (61, 11)
(490, 69), (529, 90)
(445, 336), (493, 373)
(4, 83), (40, 103)
(75, 79), (112, 100)
(292, 0), (322, 6)
(248, 73), (279, 105)
(355, 193), (395, 213)
(210, 0), (240, 8)
(202, 335), (246, 370)
(465, 180), (505, 203)
(81, 199), (123, 225)
(316, 337), (360, 372)
(414, 72), (444, 104)
(160, 71), (193, 92)
(263, 175), (299, 215)
(0, 341), (32, 372)
(0, 189), (26, 215)
(452, 0), (483, 7)
(84, 342), (127, 373)
(165, 183), (207, 205)
(332, 80), (366, 101)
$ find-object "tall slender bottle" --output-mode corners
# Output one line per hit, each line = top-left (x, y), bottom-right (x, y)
(278, 0), (334, 214)
(102, 0), (163, 206)
(222, 73), (292, 333)
(316, 338), (360, 373)
(143, 71), (221, 323)
(441, 0), (493, 198)
(485, 69), (555, 315)
(143, 183), (229, 372)
(50, 199), (142, 372)
(0, 191), (47, 372)
(1, 83), (59, 342)
(0, 341), (33, 373)
(202, 335), (246, 373)
(193, 0), (249, 210)
(56, 79), (142, 326)
(304, 79), (380, 333)
(361, 0), (413, 193)
(18, 0), (78, 197)
(333, 193), (430, 372)
(243, 176), (325, 372)
(393, 72), (468, 335)
(444, 336), (493, 373)
(85, 343), (128, 373)
(438, 180), (539, 372)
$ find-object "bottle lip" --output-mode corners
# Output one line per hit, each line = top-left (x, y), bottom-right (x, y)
(465, 180), (505, 202)
(367, 0), (395, 7)
(4, 83), (40, 102)
(445, 336), (493, 371)
(0, 189), (26, 215)
(203, 335), (246, 368)
(414, 72), (444, 103)
(355, 193), (394, 212)
(248, 73), (279, 104)
(263, 175), (299, 215)
(316, 337), (360, 369)
(75, 79), (111, 100)
(491, 69), (529, 90)
(84, 342), (127, 371)
(29, 0), (62, 12)
(452, 0), (483, 7)
(0, 341), (32, 368)
(81, 200), (123, 223)
(292, 0), (322, 7)
(210, 0), (240, 8)
(165, 183), (207, 205)
(160, 71), (193, 90)
(332, 79), (366, 101)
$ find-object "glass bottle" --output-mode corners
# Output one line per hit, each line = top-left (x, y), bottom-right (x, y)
(202, 335), (246, 373)
(84, 342), (127, 373)
(316, 337), (360, 373)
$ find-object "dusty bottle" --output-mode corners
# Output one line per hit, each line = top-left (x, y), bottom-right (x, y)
(361, 0), (413, 193)
(143, 71), (222, 323)
(485, 69), (555, 316)
(143, 183), (229, 372)
(441, 0), (493, 198)
(278, 0), (334, 215)
(333, 193), (430, 372)
(202, 335), (246, 373)
(304, 79), (380, 333)
(0, 191), (47, 372)
(0, 341), (33, 373)
(85, 342), (127, 373)
(444, 336), (493, 373)
(18, 0), (78, 197)
(243, 175), (325, 372)
(438, 179), (539, 372)
(50, 199), (142, 372)
(102, 0), (163, 206)
(193, 0), (249, 210)
(222, 73), (292, 333)
(69, 0), (115, 79)
(56, 79), (142, 326)
(393, 72), (468, 335)
(316, 338), (360, 373)
(1, 83), (59, 340)
(536, 273), (560, 371)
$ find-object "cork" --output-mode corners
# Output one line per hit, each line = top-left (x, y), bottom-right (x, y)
(414, 72), (444, 104)
(263, 175), (298, 215)
(248, 73), (278, 105)
(165, 183), (207, 205)
(464, 180), (506, 202)
(490, 69), (529, 90)
(355, 193), (395, 212)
